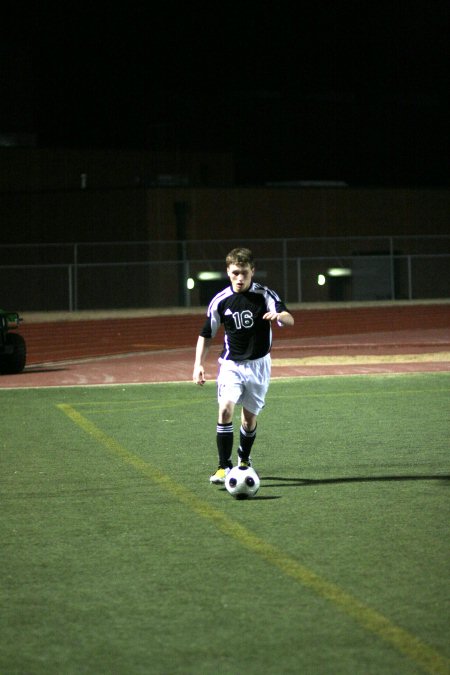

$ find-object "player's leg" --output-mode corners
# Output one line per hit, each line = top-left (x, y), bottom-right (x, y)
(210, 361), (244, 483)
(216, 399), (236, 468)
(210, 400), (236, 483)
(238, 354), (271, 466)
(238, 407), (257, 466)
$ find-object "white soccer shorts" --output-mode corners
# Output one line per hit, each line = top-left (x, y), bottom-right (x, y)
(217, 354), (271, 415)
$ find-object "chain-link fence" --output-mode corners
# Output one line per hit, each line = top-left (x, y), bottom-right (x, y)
(1, 236), (449, 311)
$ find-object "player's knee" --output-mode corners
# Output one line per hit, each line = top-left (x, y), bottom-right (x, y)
(242, 409), (257, 432)
(218, 403), (234, 424)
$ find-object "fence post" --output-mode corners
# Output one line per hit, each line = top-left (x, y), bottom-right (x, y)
(184, 257), (191, 308)
(73, 243), (78, 311)
(282, 238), (288, 301)
(68, 265), (73, 311)
(389, 236), (395, 300)
(296, 257), (302, 303)
(407, 255), (413, 300)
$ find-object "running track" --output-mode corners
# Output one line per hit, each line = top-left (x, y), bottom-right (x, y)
(1, 303), (449, 388)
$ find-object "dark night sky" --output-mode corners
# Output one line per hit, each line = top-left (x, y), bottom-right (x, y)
(2, 1), (449, 186)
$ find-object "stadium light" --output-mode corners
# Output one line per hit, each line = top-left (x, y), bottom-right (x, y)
(327, 267), (352, 277)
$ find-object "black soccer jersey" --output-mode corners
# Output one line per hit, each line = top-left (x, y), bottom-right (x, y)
(200, 282), (288, 361)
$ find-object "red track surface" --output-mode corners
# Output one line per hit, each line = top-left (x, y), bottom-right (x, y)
(1, 319), (449, 388)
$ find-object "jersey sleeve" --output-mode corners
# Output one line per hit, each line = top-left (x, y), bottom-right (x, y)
(199, 316), (213, 339)
(275, 298), (288, 313)
(199, 302), (222, 339)
(264, 287), (288, 326)
(264, 288), (287, 313)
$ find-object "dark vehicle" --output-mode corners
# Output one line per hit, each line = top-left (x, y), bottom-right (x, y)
(0, 310), (26, 374)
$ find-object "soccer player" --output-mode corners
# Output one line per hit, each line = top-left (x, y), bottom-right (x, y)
(193, 247), (294, 484)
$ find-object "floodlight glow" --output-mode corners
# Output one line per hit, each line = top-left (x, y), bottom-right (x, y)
(317, 274), (326, 286)
(197, 271), (223, 281)
(327, 267), (352, 277)
(187, 277), (195, 290)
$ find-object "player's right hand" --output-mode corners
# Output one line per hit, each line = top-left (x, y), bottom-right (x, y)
(193, 365), (206, 385)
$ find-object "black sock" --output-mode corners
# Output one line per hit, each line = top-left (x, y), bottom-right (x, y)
(216, 423), (233, 468)
(238, 424), (257, 461)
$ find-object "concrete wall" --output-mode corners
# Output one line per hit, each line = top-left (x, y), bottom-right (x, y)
(0, 148), (448, 244)
(145, 187), (450, 240)
(1, 184), (448, 245)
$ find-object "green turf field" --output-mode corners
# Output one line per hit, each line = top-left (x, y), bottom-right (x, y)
(1, 373), (449, 675)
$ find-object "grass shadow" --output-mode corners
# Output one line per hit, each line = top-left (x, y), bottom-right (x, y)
(261, 474), (450, 488)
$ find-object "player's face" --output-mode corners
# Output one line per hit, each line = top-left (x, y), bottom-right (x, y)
(227, 263), (254, 293)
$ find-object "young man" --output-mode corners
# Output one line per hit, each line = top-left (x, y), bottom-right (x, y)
(193, 247), (294, 484)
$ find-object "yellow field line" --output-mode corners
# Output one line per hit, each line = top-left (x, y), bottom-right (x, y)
(57, 402), (450, 675)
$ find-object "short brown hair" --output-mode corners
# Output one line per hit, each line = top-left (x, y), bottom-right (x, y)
(226, 247), (255, 268)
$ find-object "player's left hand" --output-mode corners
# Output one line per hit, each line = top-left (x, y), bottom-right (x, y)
(263, 312), (280, 322)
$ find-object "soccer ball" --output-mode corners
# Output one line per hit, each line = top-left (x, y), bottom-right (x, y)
(225, 466), (261, 500)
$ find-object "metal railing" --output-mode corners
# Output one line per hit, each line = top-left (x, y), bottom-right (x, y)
(1, 236), (449, 311)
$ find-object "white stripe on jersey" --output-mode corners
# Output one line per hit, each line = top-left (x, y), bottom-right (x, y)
(251, 283), (280, 313)
(207, 286), (233, 338)
(222, 332), (231, 361)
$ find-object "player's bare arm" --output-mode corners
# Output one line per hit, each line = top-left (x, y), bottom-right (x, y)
(193, 335), (211, 385)
(263, 310), (295, 326)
